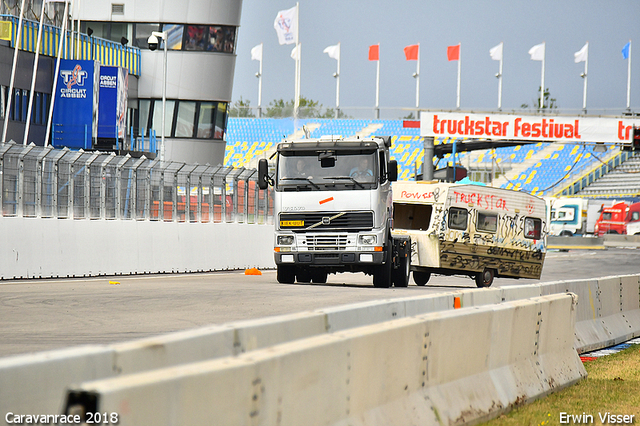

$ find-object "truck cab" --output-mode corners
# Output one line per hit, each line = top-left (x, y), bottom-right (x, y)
(594, 202), (640, 236)
(258, 136), (410, 288)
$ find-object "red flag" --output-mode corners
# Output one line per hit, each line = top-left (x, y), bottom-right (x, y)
(368, 44), (379, 61)
(447, 44), (460, 61)
(404, 44), (419, 61)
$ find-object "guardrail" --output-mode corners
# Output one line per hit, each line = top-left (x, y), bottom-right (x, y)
(1, 274), (638, 425)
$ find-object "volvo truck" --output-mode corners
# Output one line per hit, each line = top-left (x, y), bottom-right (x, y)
(258, 136), (411, 288)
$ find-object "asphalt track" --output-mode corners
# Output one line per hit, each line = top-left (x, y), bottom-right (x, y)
(0, 248), (638, 357)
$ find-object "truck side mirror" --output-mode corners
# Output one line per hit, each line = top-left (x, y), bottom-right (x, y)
(258, 159), (269, 189)
(388, 160), (398, 182)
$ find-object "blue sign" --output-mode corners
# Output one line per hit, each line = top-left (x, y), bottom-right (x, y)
(52, 59), (100, 149)
(98, 66), (128, 140)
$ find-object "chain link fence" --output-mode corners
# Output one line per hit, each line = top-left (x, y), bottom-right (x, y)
(0, 141), (274, 224)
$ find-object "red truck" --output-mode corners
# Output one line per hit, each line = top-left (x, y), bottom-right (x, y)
(594, 201), (640, 236)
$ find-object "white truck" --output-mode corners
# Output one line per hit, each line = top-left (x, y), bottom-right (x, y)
(258, 136), (411, 288)
(548, 197), (587, 236)
(392, 181), (547, 287)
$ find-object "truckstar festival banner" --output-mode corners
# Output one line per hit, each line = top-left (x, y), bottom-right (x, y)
(420, 111), (640, 145)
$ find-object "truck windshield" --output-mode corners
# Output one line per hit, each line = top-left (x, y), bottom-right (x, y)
(276, 152), (378, 191)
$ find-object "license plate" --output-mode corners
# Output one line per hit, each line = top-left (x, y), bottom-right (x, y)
(280, 220), (304, 227)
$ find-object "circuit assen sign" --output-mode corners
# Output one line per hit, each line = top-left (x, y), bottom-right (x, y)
(420, 112), (640, 144)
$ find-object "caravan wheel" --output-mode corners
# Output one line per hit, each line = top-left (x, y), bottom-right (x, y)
(475, 269), (495, 288)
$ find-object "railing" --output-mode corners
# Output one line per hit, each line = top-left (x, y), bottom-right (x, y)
(0, 14), (141, 76)
(0, 141), (274, 224)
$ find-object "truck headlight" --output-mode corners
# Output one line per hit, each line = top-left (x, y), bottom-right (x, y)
(277, 235), (294, 245)
(358, 235), (376, 245)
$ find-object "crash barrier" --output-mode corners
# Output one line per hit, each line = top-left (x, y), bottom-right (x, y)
(546, 236), (605, 250)
(602, 234), (640, 248)
(0, 217), (275, 279)
(62, 294), (585, 426)
(1, 274), (638, 425)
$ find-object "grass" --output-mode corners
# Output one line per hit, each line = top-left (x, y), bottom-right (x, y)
(483, 344), (640, 426)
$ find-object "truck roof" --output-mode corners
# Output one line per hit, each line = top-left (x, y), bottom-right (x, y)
(277, 136), (390, 152)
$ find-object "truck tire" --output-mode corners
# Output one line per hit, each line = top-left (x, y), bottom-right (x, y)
(277, 265), (296, 284)
(296, 269), (311, 283)
(373, 247), (392, 288)
(311, 269), (328, 284)
(413, 271), (431, 286)
(475, 269), (495, 287)
(392, 252), (410, 287)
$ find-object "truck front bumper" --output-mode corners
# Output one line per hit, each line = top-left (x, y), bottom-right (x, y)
(275, 251), (385, 266)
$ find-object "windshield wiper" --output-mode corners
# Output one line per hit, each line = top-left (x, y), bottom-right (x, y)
(323, 176), (365, 189)
(280, 177), (320, 190)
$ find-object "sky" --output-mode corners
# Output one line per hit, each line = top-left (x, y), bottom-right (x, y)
(231, 0), (640, 118)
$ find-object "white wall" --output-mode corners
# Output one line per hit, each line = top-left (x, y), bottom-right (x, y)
(0, 217), (274, 279)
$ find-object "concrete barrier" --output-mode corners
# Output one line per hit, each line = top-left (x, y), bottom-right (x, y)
(0, 217), (275, 279)
(546, 236), (605, 250)
(63, 294), (586, 426)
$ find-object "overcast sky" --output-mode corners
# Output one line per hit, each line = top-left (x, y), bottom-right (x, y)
(231, 0), (640, 118)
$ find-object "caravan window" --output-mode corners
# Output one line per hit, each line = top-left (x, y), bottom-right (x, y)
(477, 212), (498, 233)
(524, 217), (542, 239)
(393, 203), (432, 231)
(448, 208), (468, 231)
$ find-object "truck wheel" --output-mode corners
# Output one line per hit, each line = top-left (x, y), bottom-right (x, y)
(373, 247), (392, 288)
(277, 265), (296, 284)
(296, 269), (311, 283)
(392, 253), (410, 287)
(310, 269), (328, 284)
(560, 230), (573, 237)
(413, 271), (431, 286)
(475, 269), (495, 288)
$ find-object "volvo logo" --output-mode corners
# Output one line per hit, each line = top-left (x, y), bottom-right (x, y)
(322, 217), (330, 225)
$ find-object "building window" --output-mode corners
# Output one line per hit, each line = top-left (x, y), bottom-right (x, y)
(162, 24), (184, 50)
(197, 102), (214, 138)
(134, 23), (160, 49)
(175, 101), (196, 138)
(139, 98), (228, 140)
(151, 99), (175, 137)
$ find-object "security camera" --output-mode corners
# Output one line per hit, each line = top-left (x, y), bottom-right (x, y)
(147, 34), (159, 51)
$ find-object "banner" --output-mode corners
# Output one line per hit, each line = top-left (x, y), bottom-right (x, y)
(273, 6), (297, 45)
(420, 111), (640, 144)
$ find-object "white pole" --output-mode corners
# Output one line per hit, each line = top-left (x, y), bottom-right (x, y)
(161, 31), (167, 161)
(336, 42), (340, 112)
(69, 0), (75, 59)
(498, 43), (503, 110)
(456, 44), (461, 109)
(375, 43), (380, 118)
(23, 0), (47, 146)
(582, 42), (588, 111)
(2, 0), (27, 143)
(293, 2), (300, 119)
(257, 43), (263, 117)
(44, 0), (70, 147)
(76, 0), (82, 59)
(415, 43), (420, 109)
(540, 42), (546, 109)
(627, 40), (632, 110)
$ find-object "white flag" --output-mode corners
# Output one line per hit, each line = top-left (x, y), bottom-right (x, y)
(489, 42), (503, 61)
(274, 5), (297, 45)
(323, 43), (340, 60)
(528, 42), (545, 61)
(290, 44), (300, 60)
(251, 44), (263, 61)
(574, 42), (588, 63)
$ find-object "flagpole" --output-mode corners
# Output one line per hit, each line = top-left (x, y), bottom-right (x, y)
(456, 43), (461, 109)
(335, 42), (340, 118)
(582, 42), (588, 112)
(293, 1), (300, 120)
(540, 42), (545, 110)
(375, 43), (380, 119)
(23, 0), (47, 145)
(627, 40), (632, 110)
(1, 0), (26, 143)
(257, 43), (263, 117)
(415, 43), (420, 109)
(498, 42), (503, 111)
(45, 0), (70, 147)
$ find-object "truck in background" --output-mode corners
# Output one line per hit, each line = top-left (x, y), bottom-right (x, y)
(392, 181), (547, 287)
(594, 201), (640, 236)
(548, 197), (587, 236)
(258, 136), (411, 288)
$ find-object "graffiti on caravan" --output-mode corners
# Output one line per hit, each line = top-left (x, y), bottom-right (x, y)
(420, 112), (640, 144)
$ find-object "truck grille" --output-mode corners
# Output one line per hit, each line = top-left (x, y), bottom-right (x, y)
(279, 211), (373, 231)
(306, 235), (348, 251)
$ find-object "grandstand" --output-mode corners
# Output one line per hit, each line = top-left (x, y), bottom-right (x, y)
(225, 117), (640, 198)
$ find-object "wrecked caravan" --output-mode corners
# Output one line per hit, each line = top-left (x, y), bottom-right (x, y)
(392, 181), (547, 287)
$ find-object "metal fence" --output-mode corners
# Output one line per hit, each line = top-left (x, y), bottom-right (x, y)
(0, 141), (274, 224)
